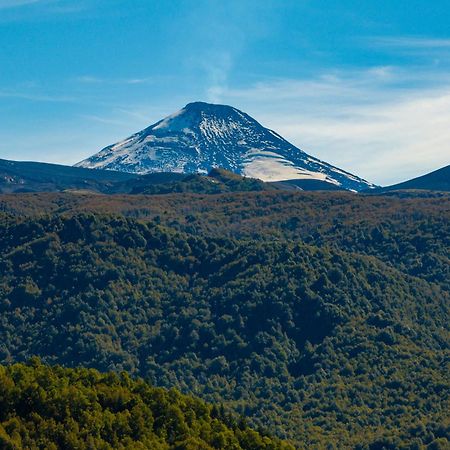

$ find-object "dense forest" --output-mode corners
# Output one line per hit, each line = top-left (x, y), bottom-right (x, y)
(0, 191), (448, 449)
(0, 360), (292, 449)
(1, 191), (448, 291)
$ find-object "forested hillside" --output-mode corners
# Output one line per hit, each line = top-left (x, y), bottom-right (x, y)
(0, 360), (291, 449)
(1, 191), (448, 290)
(0, 198), (448, 448)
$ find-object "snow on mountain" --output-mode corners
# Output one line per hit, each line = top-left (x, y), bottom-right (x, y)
(76, 101), (375, 191)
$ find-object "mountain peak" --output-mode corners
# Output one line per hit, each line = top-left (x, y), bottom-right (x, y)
(179, 101), (250, 123)
(185, 101), (224, 108)
(76, 102), (375, 191)
(184, 101), (236, 111)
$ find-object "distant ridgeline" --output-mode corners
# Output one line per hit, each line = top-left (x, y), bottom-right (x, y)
(0, 360), (292, 449)
(367, 165), (450, 194)
(0, 189), (448, 449)
(0, 159), (345, 194)
(2, 156), (449, 195)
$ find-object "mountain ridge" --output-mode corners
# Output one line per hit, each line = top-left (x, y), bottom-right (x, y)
(76, 101), (375, 191)
(368, 164), (450, 193)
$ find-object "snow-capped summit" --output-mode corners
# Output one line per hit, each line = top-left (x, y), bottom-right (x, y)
(76, 101), (375, 191)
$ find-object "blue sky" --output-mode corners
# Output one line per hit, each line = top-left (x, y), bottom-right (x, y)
(1, 0), (449, 184)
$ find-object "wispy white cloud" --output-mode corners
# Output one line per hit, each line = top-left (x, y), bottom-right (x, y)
(126, 78), (153, 85)
(214, 66), (450, 185)
(0, 89), (76, 103)
(0, 0), (94, 16)
(75, 76), (102, 84)
(202, 52), (233, 103)
(79, 114), (130, 127)
(74, 75), (154, 86)
(373, 36), (450, 49)
(0, 0), (42, 9)
(368, 36), (450, 64)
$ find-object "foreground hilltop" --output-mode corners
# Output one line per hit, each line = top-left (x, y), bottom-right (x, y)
(0, 361), (292, 449)
(76, 101), (374, 191)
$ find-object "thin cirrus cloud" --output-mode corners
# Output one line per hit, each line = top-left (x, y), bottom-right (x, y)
(75, 76), (154, 85)
(217, 66), (450, 185)
(0, 0), (41, 8)
(372, 36), (450, 49)
(368, 36), (450, 61)
(0, 0), (93, 15)
(0, 89), (76, 103)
